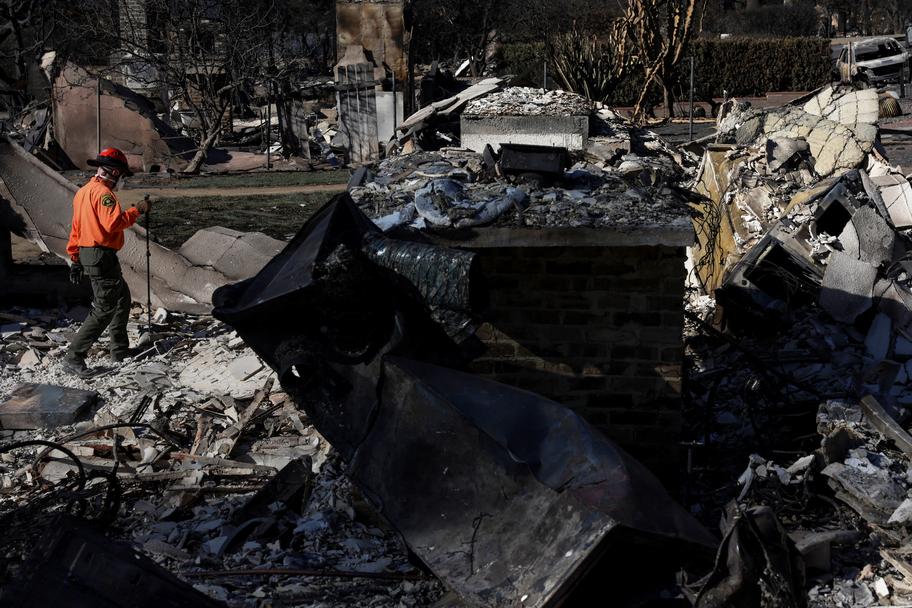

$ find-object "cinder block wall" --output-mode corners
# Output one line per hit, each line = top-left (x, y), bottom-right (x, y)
(468, 245), (686, 477)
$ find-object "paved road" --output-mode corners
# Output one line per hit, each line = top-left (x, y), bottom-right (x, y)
(649, 120), (717, 144)
(880, 129), (912, 172)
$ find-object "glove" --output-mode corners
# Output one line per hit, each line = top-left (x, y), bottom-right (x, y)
(135, 195), (153, 215)
(69, 263), (84, 286)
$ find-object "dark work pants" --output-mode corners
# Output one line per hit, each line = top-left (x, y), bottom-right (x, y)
(66, 246), (131, 361)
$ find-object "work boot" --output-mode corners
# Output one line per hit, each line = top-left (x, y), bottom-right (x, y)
(61, 356), (98, 378)
(110, 347), (140, 363)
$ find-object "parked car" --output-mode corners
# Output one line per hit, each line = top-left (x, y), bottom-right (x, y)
(836, 37), (909, 84)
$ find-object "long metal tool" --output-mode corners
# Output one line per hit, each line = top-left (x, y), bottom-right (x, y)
(143, 194), (152, 336)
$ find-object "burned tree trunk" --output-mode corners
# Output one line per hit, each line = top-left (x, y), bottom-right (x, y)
(183, 126), (219, 174)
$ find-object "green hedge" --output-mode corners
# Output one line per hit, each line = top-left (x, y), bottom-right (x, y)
(495, 37), (832, 106)
(688, 37), (831, 98)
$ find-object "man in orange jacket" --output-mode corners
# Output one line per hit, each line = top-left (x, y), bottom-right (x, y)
(63, 147), (151, 377)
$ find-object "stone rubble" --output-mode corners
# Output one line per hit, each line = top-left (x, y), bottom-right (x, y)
(463, 87), (595, 118)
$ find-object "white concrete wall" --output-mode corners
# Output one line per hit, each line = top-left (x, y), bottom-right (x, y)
(376, 91), (404, 144)
(460, 115), (589, 153)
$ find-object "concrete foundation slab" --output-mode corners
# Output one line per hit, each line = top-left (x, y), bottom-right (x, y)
(0, 383), (97, 429)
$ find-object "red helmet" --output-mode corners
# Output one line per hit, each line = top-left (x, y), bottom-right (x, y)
(87, 147), (133, 176)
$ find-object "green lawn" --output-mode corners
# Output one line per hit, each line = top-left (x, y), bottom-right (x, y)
(136, 192), (336, 249)
(126, 170), (349, 190)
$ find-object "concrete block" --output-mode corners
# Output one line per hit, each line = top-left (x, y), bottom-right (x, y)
(0, 383), (97, 429)
(460, 115), (589, 153)
(838, 206), (894, 266)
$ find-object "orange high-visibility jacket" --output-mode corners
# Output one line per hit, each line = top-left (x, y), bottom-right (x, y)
(66, 177), (140, 262)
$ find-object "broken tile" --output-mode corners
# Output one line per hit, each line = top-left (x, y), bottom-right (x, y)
(874, 577), (890, 598)
(888, 498), (912, 524)
(872, 174), (912, 229)
(820, 251), (877, 324)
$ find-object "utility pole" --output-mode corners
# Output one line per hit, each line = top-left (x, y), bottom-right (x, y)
(266, 83), (272, 170)
(688, 57), (694, 142)
(96, 76), (102, 154)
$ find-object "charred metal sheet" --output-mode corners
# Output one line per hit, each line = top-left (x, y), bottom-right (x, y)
(3, 514), (224, 607)
(361, 232), (484, 342)
(498, 144), (571, 177)
(695, 505), (805, 608)
(361, 233), (482, 312)
(0, 136), (277, 313)
(717, 231), (822, 323)
(213, 193), (716, 608)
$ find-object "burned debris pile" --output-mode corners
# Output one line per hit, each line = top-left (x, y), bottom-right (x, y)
(353, 87), (696, 236)
(686, 84), (912, 605)
(0, 307), (444, 607)
(212, 194), (717, 607)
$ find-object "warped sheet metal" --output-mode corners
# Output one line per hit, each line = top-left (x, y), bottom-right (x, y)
(52, 62), (270, 173)
(213, 194), (716, 608)
(3, 514), (224, 607)
(0, 136), (276, 312)
(52, 63), (196, 173)
(690, 146), (750, 294)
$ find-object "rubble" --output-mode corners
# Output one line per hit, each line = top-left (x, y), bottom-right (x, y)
(685, 82), (912, 608)
(463, 87), (594, 118)
(50, 61), (289, 174)
(212, 193), (717, 607)
(352, 102), (697, 237)
(8, 55), (912, 604)
(0, 304), (445, 607)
